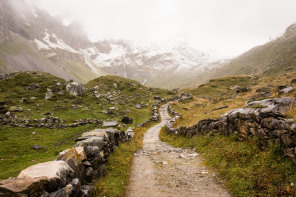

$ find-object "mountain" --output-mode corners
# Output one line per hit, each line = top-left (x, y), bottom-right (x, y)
(0, 0), (106, 83)
(90, 40), (226, 89)
(0, 0), (223, 88)
(211, 23), (296, 78)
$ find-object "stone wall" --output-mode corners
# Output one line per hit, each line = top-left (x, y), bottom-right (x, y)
(166, 97), (296, 162)
(0, 127), (134, 197)
(137, 93), (193, 128)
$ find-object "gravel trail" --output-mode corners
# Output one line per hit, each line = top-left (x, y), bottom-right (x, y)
(126, 104), (230, 197)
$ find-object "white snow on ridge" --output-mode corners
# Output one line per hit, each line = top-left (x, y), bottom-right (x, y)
(92, 44), (127, 67)
(34, 39), (50, 50)
(42, 32), (78, 53)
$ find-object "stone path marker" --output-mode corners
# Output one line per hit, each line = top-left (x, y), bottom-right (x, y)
(126, 104), (230, 197)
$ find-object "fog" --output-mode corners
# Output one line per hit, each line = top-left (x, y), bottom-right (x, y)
(29, 0), (296, 58)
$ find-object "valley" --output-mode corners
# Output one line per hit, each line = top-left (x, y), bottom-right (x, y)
(1, 0), (296, 196)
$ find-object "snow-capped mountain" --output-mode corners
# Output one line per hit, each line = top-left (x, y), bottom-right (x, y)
(0, 0), (225, 88)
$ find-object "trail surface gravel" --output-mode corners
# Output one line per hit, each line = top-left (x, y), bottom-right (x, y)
(126, 103), (230, 197)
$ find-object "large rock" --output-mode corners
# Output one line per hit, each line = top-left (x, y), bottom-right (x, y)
(9, 106), (23, 112)
(57, 148), (86, 181)
(66, 82), (85, 96)
(82, 129), (109, 139)
(74, 136), (105, 150)
(121, 116), (133, 124)
(18, 161), (73, 192)
(45, 89), (53, 100)
(80, 184), (94, 197)
(0, 177), (49, 196)
(102, 121), (118, 127)
(0, 161), (74, 195)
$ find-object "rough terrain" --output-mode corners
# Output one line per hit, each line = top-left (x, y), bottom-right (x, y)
(126, 104), (230, 197)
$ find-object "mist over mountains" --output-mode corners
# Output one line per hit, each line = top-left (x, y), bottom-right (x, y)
(1, 0), (296, 89)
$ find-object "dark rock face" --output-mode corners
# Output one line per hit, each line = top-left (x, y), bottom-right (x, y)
(166, 97), (296, 162)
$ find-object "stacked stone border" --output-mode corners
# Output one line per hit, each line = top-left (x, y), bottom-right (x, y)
(166, 97), (296, 163)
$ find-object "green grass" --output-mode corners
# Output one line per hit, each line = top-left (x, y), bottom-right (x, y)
(0, 72), (174, 181)
(160, 128), (296, 196)
(95, 123), (156, 197)
(0, 124), (98, 179)
(185, 75), (253, 99)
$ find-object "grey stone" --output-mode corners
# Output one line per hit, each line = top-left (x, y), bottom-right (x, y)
(102, 121), (118, 127)
(9, 106), (23, 112)
(66, 82), (85, 96)
(31, 144), (43, 150)
(80, 184), (94, 197)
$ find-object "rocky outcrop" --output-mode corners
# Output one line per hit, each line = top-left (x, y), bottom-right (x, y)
(66, 82), (86, 96)
(0, 127), (134, 196)
(166, 97), (296, 162)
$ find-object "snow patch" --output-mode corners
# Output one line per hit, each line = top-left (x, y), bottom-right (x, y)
(34, 39), (50, 50)
(42, 32), (78, 53)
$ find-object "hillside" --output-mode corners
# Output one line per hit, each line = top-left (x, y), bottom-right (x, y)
(211, 23), (296, 78)
(0, 0), (106, 83)
(0, 71), (176, 180)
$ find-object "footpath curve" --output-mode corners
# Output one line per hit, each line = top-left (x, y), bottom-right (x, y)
(126, 103), (230, 197)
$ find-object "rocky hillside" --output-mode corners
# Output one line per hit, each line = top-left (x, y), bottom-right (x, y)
(0, 0), (106, 83)
(0, 71), (177, 180)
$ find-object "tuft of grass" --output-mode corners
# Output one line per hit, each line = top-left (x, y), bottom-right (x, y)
(160, 127), (296, 197)
(95, 122), (156, 197)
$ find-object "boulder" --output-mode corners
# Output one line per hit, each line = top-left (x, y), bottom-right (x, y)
(69, 178), (81, 197)
(31, 144), (43, 150)
(0, 177), (51, 196)
(66, 82), (85, 96)
(80, 184), (94, 197)
(9, 106), (23, 112)
(102, 121), (118, 127)
(26, 83), (40, 90)
(74, 136), (105, 150)
(45, 89), (53, 100)
(244, 97), (295, 113)
(82, 129), (109, 139)
(17, 161), (73, 192)
(121, 116), (133, 124)
(279, 85), (294, 94)
(135, 104), (141, 109)
(49, 183), (73, 197)
(57, 148), (85, 180)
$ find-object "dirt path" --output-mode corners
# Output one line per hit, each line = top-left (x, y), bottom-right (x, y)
(126, 104), (231, 197)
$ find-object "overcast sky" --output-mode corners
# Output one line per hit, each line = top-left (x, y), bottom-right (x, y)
(31, 0), (296, 58)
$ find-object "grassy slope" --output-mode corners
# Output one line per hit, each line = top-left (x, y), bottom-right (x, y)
(0, 72), (175, 179)
(212, 24), (296, 79)
(161, 72), (296, 196)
